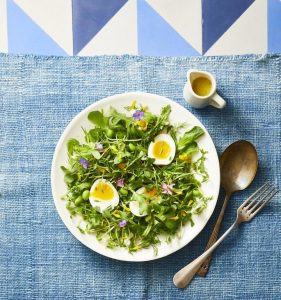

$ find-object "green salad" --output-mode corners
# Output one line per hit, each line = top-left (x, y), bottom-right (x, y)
(61, 102), (211, 253)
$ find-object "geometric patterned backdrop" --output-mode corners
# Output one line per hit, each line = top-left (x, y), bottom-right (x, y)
(0, 0), (280, 56)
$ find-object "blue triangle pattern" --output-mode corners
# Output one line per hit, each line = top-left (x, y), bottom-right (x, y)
(7, 1), (67, 56)
(202, 0), (254, 54)
(72, 0), (128, 55)
(268, 0), (281, 53)
(137, 1), (199, 56)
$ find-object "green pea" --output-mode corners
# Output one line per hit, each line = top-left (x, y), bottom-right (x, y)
(119, 188), (128, 196)
(75, 196), (83, 206)
(82, 189), (90, 200)
(106, 129), (114, 138)
(128, 143), (136, 151)
(193, 189), (201, 197)
(111, 145), (118, 153)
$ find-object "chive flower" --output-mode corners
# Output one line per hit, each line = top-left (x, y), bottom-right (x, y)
(118, 220), (128, 228)
(161, 183), (174, 195)
(116, 178), (125, 187)
(133, 110), (144, 121)
(79, 158), (89, 169)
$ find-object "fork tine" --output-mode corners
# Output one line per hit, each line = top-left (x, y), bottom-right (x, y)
(248, 186), (276, 213)
(239, 182), (270, 209)
(250, 188), (278, 218)
(246, 183), (273, 209)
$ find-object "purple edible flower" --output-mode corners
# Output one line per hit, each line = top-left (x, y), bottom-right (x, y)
(95, 142), (104, 152)
(133, 110), (144, 121)
(79, 158), (89, 169)
(161, 183), (174, 195)
(116, 178), (125, 188)
(118, 220), (128, 228)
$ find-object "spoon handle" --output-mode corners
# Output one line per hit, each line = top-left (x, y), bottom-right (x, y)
(197, 193), (231, 277)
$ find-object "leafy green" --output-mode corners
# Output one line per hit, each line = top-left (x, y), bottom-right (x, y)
(177, 126), (204, 151)
(67, 138), (80, 155)
(180, 142), (199, 158)
(88, 111), (108, 128)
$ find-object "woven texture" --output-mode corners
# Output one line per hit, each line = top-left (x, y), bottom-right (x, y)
(0, 53), (280, 300)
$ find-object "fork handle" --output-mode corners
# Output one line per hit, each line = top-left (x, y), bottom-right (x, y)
(197, 193), (231, 277)
(173, 221), (237, 289)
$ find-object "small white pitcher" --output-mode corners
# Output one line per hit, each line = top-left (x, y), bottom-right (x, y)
(183, 69), (226, 109)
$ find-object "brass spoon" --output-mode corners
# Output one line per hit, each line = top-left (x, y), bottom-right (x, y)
(197, 140), (258, 276)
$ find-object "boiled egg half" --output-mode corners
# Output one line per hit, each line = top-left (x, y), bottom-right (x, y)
(129, 187), (157, 217)
(148, 133), (176, 165)
(89, 179), (119, 212)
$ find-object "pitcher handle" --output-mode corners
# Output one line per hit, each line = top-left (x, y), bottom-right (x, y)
(209, 93), (226, 109)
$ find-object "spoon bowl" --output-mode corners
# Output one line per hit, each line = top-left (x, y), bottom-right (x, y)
(220, 140), (258, 194)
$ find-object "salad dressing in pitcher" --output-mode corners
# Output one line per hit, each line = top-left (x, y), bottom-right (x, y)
(192, 77), (212, 97)
(183, 69), (226, 109)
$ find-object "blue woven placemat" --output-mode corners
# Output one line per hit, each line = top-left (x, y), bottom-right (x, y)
(0, 53), (280, 300)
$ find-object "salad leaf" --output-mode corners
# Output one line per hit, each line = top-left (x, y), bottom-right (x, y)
(88, 111), (108, 128)
(67, 138), (80, 155)
(177, 126), (204, 151)
(180, 142), (199, 157)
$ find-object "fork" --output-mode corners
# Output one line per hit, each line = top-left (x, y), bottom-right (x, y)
(173, 182), (278, 289)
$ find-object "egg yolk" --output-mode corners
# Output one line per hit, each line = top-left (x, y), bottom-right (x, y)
(92, 182), (114, 201)
(152, 141), (171, 159)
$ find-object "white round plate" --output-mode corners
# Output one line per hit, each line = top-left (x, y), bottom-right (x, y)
(51, 92), (220, 262)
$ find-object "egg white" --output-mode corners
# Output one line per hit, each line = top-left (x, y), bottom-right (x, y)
(129, 187), (148, 217)
(148, 133), (176, 165)
(89, 179), (119, 212)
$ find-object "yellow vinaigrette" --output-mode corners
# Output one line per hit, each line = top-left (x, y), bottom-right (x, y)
(192, 77), (212, 97)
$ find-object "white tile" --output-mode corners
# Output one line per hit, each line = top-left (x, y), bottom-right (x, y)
(0, 0), (8, 52)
